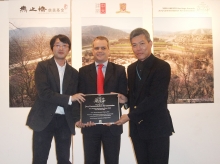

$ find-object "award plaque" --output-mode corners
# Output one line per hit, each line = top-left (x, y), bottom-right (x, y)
(80, 94), (120, 124)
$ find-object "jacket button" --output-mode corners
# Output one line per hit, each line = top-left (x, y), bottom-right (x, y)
(50, 113), (53, 116)
(134, 106), (137, 109)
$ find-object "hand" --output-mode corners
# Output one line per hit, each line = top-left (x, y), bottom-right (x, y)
(115, 114), (130, 125)
(75, 120), (85, 128)
(118, 94), (128, 104)
(71, 93), (85, 103)
(110, 92), (128, 104)
(85, 121), (96, 127)
(103, 123), (113, 126)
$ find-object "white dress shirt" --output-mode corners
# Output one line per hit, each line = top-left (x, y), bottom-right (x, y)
(55, 60), (66, 114)
(95, 60), (108, 76)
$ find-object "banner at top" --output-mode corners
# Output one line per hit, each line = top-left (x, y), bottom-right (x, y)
(153, 0), (211, 17)
(75, 0), (145, 17)
(9, 0), (70, 18)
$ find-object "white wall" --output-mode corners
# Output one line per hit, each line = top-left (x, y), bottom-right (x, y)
(1, 1), (220, 164)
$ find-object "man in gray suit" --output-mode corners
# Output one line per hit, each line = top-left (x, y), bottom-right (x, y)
(26, 34), (85, 164)
(116, 28), (174, 164)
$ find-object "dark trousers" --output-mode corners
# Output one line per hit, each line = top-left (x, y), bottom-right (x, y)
(32, 114), (72, 164)
(83, 125), (120, 164)
(131, 135), (170, 164)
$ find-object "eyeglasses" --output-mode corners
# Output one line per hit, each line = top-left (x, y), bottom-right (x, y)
(93, 47), (107, 51)
(54, 44), (69, 49)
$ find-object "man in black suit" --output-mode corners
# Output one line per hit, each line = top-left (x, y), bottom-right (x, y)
(78, 36), (127, 164)
(26, 34), (85, 164)
(115, 28), (174, 164)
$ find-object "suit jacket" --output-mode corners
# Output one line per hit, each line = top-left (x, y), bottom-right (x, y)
(78, 61), (127, 135)
(127, 54), (174, 139)
(26, 57), (80, 135)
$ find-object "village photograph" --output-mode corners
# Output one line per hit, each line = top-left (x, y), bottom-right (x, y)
(153, 17), (213, 103)
(81, 17), (142, 69)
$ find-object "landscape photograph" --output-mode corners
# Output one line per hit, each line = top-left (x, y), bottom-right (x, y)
(9, 19), (70, 107)
(81, 17), (142, 68)
(153, 17), (213, 103)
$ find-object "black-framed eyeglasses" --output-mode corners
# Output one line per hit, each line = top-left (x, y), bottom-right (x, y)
(54, 44), (69, 49)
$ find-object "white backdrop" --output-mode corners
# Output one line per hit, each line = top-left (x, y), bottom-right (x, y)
(1, 1), (220, 164)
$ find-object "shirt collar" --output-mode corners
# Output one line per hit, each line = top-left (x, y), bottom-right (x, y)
(95, 60), (108, 67)
(54, 59), (66, 70)
(137, 54), (153, 69)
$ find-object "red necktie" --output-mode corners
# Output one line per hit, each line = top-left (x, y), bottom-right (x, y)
(97, 64), (104, 94)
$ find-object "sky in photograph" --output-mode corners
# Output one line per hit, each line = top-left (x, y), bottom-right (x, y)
(9, 19), (70, 29)
(153, 17), (212, 32)
(82, 17), (143, 33)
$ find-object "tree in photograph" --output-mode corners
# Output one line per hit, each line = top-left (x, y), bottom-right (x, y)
(174, 55), (195, 100)
(9, 28), (59, 106)
(26, 32), (51, 61)
(9, 35), (38, 107)
(168, 74), (181, 103)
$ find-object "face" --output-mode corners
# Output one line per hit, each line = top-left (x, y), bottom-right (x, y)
(52, 38), (70, 60)
(92, 39), (110, 63)
(131, 34), (152, 61)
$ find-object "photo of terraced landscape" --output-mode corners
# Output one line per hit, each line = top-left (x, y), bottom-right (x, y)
(81, 17), (142, 69)
(153, 17), (213, 103)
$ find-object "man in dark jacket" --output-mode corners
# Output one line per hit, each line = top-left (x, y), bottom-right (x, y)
(78, 36), (127, 164)
(116, 28), (174, 164)
(26, 34), (84, 164)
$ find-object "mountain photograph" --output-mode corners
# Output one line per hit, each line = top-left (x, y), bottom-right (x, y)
(9, 25), (71, 107)
(81, 25), (135, 67)
(82, 25), (129, 46)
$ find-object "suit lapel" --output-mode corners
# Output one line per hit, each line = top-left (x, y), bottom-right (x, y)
(134, 55), (156, 102)
(135, 67), (151, 101)
(129, 62), (137, 96)
(63, 63), (72, 94)
(49, 57), (60, 91)
(104, 62), (113, 84)
(89, 63), (97, 86)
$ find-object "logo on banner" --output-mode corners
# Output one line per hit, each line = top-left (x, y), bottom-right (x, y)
(95, 3), (106, 14)
(19, 4), (68, 14)
(116, 3), (130, 13)
(94, 96), (106, 106)
(197, 2), (209, 12)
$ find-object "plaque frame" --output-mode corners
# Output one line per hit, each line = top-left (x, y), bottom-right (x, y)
(80, 94), (120, 124)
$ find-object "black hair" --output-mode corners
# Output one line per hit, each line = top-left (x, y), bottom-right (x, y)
(50, 34), (71, 50)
